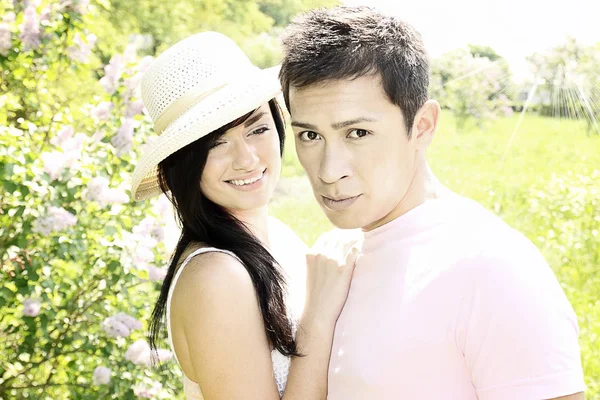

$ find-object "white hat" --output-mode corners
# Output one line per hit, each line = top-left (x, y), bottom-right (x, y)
(131, 31), (281, 201)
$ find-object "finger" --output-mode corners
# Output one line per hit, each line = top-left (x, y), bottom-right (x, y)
(344, 245), (361, 268)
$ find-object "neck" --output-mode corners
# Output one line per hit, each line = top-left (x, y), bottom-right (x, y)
(231, 205), (271, 248)
(363, 155), (445, 232)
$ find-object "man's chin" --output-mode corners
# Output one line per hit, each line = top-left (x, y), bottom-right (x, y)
(322, 209), (364, 230)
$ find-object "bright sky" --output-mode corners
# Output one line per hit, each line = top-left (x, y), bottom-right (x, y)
(343, 0), (600, 80)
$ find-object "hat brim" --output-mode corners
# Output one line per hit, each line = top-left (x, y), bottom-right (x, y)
(131, 66), (282, 201)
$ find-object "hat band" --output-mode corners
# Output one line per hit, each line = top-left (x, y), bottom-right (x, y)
(153, 82), (228, 134)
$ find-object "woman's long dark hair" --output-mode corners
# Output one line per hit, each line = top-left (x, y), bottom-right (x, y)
(148, 99), (300, 359)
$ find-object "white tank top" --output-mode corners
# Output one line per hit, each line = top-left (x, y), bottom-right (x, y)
(166, 247), (295, 399)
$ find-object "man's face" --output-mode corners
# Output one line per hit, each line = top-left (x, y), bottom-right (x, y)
(289, 74), (422, 231)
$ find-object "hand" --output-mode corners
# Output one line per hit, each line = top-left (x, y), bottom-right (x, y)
(302, 229), (362, 328)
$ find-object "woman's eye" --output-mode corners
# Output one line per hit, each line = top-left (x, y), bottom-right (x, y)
(252, 127), (269, 135)
(299, 131), (320, 141)
(211, 141), (225, 149)
(348, 129), (370, 139)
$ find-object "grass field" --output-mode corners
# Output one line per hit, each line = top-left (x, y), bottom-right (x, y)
(270, 113), (600, 398)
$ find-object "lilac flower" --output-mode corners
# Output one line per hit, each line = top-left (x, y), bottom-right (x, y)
(50, 125), (74, 148)
(134, 217), (164, 242)
(92, 366), (111, 385)
(148, 265), (167, 282)
(0, 23), (12, 56)
(60, 0), (89, 14)
(45, 128), (85, 178)
(133, 246), (155, 268)
(19, 5), (41, 51)
(122, 216), (169, 270)
(3, 12), (16, 23)
(41, 151), (66, 180)
(124, 73), (142, 92)
(62, 133), (86, 154)
(28, 178), (49, 197)
(22, 298), (41, 317)
(67, 33), (97, 63)
(101, 319), (130, 338)
(85, 176), (109, 200)
(125, 339), (149, 364)
(91, 130), (105, 142)
(132, 380), (163, 398)
(72, 0), (90, 14)
(111, 118), (134, 156)
(152, 195), (171, 217)
(123, 73), (143, 101)
(91, 101), (113, 121)
(123, 43), (137, 64)
(85, 177), (129, 206)
(136, 56), (154, 74)
(32, 206), (77, 235)
(103, 187), (129, 205)
(157, 348), (173, 362)
(114, 312), (143, 330)
(126, 339), (172, 366)
(151, 224), (165, 242)
(125, 99), (145, 117)
(102, 312), (142, 338)
(39, 6), (51, 25)
(99, 54), (123, 94)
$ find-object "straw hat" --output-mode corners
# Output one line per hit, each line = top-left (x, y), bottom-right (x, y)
(131, 31), (281, 201)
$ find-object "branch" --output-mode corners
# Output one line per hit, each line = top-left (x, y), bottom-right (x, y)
(8, 382), (90, 390)
(0, 347), (85, 390)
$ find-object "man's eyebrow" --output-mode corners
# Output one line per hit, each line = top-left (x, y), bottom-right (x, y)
(331, 117), (377, 130)
(291, 121), (318, 130)
(243, 112), (267, 128)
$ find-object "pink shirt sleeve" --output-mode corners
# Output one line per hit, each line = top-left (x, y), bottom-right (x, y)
(458, 235), (586, 400)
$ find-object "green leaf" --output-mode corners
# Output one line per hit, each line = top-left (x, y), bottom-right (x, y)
(3, 180), (17, 193)
(15, 206), (26, 217)
(3, 163), (14, 177)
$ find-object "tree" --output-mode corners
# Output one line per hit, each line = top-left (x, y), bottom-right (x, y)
(526, 37), (600, 134)
(469, 44), (502, 62)
(430, 48), (513, 131)
(258, 0), (339, 27)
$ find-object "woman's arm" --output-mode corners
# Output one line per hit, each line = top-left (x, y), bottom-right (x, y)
(171, 251), (281, 399)
(171, 248), (358, 400)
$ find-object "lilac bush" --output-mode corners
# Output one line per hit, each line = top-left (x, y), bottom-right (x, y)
(0, 1), (181, 398)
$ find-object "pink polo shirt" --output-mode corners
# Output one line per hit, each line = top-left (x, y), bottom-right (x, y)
(328, 194), (585, 400)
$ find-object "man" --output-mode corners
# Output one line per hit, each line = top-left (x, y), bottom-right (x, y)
(279, 6), (586, 400)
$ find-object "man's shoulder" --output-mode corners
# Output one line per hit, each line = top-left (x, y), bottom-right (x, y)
(440, 195), (549, 277)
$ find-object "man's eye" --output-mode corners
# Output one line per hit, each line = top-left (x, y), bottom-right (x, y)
(348, 129), (370, 139)
(299, 131), (320, 141)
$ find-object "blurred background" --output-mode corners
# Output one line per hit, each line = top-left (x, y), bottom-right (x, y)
(0, 0), (598, 398)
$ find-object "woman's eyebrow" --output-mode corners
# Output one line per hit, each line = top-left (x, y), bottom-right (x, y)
(244, 112), (268, 128)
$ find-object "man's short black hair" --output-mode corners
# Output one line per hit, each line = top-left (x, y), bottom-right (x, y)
(279, 6), (430, 135)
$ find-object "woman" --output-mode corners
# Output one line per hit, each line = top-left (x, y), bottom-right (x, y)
(131, 32), (358, 399)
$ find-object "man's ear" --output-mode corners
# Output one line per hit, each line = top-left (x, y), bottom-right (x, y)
(411, 100), (440, 149)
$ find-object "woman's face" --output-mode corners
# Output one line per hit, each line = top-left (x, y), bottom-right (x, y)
(200, 103), (282, 212)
